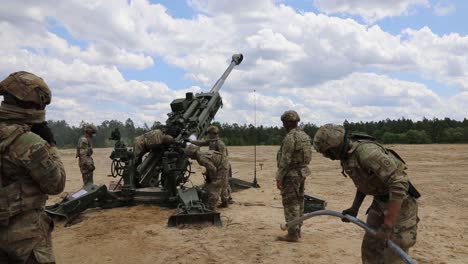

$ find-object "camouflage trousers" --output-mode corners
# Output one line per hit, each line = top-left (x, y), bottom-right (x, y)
(220, 165), (232, 204)
(0, 209), (56, 263)
(220, 179), (231, 205)
(362, 196), (418, 264)
(204, 168), (228, 210)
(80, 170), (93, 185)
(281, 176), (305, 237)
(79, 158), (94, 185)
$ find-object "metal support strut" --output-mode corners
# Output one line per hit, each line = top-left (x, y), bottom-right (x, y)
(280, 210), (417, 264)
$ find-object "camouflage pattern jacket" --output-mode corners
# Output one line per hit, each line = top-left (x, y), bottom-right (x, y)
(192, 137), (228, 156)
(0, 122), (66, 222)
(276, 127), (312, 181)
(77, 135), (94, 172)
(341, 140), (409, 202)
(196, 150), (229, 181)
(133, 129), (164, 159)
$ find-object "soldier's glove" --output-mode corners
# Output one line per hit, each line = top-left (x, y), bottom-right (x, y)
(341, 207), (359, 222)
(31, 122), (56, 145)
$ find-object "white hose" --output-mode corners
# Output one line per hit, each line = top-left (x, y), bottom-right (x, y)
(280, 210), (416, 264)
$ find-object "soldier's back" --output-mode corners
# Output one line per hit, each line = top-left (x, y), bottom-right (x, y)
(0, 122), (63, 263)
(143, 129), (163, 147)
(209, 139), (228, 156)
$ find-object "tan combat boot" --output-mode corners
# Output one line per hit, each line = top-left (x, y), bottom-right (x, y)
(276, 233), (299, 242)
(219, 201), (229, 208)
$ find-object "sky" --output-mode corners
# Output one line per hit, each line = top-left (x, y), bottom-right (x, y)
(0, 0), (467, 127)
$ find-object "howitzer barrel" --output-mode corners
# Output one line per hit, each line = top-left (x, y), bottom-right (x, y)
(209, 54), (243, 93)
(182, 100), (200, 120)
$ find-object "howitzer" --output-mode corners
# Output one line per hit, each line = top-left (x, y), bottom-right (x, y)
(137, 54), (255, 197)
(46, 54), (245, 226)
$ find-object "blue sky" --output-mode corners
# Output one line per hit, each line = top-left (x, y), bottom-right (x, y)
(140, 0), (466, 98)
(0, 0), (467, 126)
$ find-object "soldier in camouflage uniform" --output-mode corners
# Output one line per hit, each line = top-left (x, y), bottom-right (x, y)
(184, 144), (229, 210)
(313, 124), (420, 264)
(276, 110), (312, 242)
(0, 71), (66, 263)
(190, 125), (232, 207)
(76, 124), (97, 185)
(133, 129), (174, 166)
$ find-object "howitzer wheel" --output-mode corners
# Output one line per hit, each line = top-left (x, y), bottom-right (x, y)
(110, 159), (125, 177)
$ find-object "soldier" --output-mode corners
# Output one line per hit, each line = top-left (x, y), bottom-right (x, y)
(0, 71), (66, 263)
(190, 125), (232, 207)
(276, 110), (312, 242)
(133, 129), (174, 166)
(76, 124), (97, 185)
(184, 144), (229, 210)
(313, 124), (420, 263)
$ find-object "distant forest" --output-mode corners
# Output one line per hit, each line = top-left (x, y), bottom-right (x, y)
(48, 117), (468, 148)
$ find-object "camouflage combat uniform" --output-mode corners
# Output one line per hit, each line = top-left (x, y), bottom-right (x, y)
(0, 123), (66, 263)
(133, 129), (164, 163)
(342, 140), (418, 264)
(276, 127), (312, 238)
(77, 135), (94, 185)
(191, 137), (232, 205)
(193, 150), (229, 210)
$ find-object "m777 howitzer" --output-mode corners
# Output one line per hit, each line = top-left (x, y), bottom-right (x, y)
(45, 54), (248, 226)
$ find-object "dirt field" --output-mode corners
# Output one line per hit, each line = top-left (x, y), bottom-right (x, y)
(50, 145), (468, 264)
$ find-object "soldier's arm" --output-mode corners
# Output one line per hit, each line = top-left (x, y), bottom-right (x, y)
(357, 144), (409, 202)
(18, 134), (66, 195)
(276, 134), (294, 181)
(78, 137), (89, 157)
(357, 144), (409, 227)
(218, 140), (227, 156)
(197, 156), (217, 178)
(191, 139), (209, 147)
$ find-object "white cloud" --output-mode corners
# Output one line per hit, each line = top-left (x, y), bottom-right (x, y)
(274, 72), (446, 124)
(313, 0), (429, 23)
(0, 0), (466, 127)
(402, 27), (468, 89)
(188, 0), (275, 15)
(433, 1), (455, 16)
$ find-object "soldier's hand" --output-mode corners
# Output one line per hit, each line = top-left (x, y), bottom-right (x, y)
(341, 207), (358, 222)
(276, 179), (283, 190)
(31, 122), (56, 146)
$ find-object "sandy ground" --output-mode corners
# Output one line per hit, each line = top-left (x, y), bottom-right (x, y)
(49, 145), (468, 264)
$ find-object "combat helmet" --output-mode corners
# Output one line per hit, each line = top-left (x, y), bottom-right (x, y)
(281, 110), (300, 122)
(0, 71), (51, 109)
(313, 124), (345, 155)
(84, 124), (98, 134)
(207, 125), (219, 134)
(184, 144), (200, 158)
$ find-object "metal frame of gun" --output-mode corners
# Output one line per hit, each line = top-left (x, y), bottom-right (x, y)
(46, 54), (245, 227)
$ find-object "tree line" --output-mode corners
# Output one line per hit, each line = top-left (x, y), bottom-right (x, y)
(48, 117), (468, 148)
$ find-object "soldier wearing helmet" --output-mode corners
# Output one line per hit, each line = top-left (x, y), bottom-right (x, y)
(190, 125), (232, 207)
(313, 124), (420, 263)
(276, 110), (312, 242)
(76, 123), (98, 185)
(184, 144), (229, 211)
(0, 71), (66, 263)
(133, 129), (174, 167)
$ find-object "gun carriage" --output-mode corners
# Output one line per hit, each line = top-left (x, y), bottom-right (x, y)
(46, 54), (251, 226)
